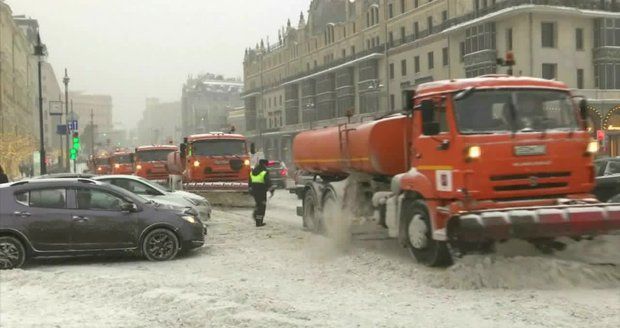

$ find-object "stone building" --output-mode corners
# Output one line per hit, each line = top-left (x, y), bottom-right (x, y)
(243, 0), (620, 163)
(181, 73), (243, 137)
(136, 98), (181, 145)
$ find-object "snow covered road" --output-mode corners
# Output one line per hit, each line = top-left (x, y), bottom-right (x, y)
(1, 193), (620, 327)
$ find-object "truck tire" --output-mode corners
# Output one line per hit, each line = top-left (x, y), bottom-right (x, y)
(401, 199), (452, 267)
(303, 191), (320, 233)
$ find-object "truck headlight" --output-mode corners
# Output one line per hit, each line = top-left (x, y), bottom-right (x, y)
(136, 164), (142, 170)
(114, 164), (120, 169)
(181, 215), (197, 224)
(244, 159), (250, 166)
(586, 140), (599, 154)
(466, 146), (482, 159)
(193, 160), (200, 167)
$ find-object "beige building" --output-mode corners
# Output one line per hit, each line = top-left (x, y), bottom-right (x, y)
(136, 98), (181, 145)
(0, 2), (37, 138)
(227, 106), (246, 134)
(69, 91), (113, 136)
(243, 0), (620, 163)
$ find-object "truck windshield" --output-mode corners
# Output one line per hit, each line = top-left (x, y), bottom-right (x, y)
(113, 155), (133, 164)
(192, 140), (246, 156)
(94, 158), (108, 165)
(136, 150), (173, 162)
(454, 89), (579, 134)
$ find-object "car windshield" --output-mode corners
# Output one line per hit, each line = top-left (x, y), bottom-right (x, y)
(136, 177), (172, 193)
(454, 89), (579, 134)
(136, 150), (173, 162)
(94, 158), (109, 165)
(192, 140), (246, 156)
(113, 155), (133, 164)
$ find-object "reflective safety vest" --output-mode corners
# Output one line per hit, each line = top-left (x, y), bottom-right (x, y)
(250, 170), (267, 184)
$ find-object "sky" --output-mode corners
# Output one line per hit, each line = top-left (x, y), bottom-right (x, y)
(7, 0), (311, 129)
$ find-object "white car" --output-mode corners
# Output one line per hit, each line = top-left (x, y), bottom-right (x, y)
(94, 175), (212, 222)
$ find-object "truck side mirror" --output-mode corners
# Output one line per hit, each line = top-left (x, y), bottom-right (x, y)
(403, 90), (415, 113)
(179, 143), (187, 158)
(250, 143), (256, 155)
(579, 99), (589, 121)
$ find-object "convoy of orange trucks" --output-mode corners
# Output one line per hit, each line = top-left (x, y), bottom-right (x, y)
(167, 132), (253, 206)
(293, 75), (620, 267)
(109, 149), (135, 175)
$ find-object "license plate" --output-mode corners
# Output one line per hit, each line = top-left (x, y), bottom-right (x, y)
(215, 160), (228, 165)
(514, 145), (547, 156)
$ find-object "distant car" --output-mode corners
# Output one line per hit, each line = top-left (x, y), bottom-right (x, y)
(93, 175), (211, 222)
(0, 178), (206, 269)
(266, 161), (289, 189)
(593, 157), (620, 202)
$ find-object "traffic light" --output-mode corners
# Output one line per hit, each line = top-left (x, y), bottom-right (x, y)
(70, 132), (80, 160)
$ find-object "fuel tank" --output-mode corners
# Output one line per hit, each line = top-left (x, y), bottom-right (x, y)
(293, 115), (408, 177)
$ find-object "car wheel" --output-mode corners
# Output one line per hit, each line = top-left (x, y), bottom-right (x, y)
(0, 236), (26, 270)
(401, 199), (452, 267)
(142, 229), (179, 262)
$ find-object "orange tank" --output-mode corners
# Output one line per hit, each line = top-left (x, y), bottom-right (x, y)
(293, 115), (408, 177)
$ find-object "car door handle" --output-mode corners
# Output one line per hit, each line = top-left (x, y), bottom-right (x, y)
(72, 216), (90, 222)
(13, 211), (31, 217)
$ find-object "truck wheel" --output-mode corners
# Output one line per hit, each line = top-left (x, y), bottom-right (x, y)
(0, 236), (26, 270)
(303, 191), (320, 233)
(401, 199), (452, 267)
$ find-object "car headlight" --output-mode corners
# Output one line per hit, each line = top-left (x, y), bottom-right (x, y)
(586, 140), (599, 154)
(466, 146), (482, 160)
(244, 159), (250, 166)
(181, 215), (197, 224)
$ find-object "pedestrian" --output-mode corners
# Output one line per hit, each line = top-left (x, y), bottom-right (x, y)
(0, 165), (9, 184)
(249, 159), (274, 227)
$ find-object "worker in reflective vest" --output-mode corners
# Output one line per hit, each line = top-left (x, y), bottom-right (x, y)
(249, 159), (274, 227)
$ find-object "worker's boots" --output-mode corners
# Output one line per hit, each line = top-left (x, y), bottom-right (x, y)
(255, 215), (266, 227)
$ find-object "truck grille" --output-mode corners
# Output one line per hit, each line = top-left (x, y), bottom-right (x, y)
(494, 183), (568, 192)
(490, 172), (570, 181)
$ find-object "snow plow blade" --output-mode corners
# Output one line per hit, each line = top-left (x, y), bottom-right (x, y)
(452, 203), (620, 242)
(183, 182), (254, 207)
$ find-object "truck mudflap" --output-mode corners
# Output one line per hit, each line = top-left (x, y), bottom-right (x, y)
(182, 182), (254, 207)
(452, 204), (620, 242)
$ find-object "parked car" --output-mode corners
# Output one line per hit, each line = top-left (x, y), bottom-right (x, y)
(93, 175), (211, 222)
(265, 161), (289, 189)
(0, 178), (206, 269)
(593, 157), (620, 202)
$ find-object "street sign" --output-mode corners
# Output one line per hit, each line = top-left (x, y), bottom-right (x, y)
(49, 101), (63, 116)
(56, 124), (67, 135)
(68, 120), (78, 131)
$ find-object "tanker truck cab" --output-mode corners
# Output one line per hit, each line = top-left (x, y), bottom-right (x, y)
(294, 75), (620, 267)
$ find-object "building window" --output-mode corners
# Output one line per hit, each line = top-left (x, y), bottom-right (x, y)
(389, 31), (394, 46)
(401, 0), (406, 13)
(428, 51), (434, 70)
(464, 23), (496, 55)
(351, 46), (356, 55)
(541, 22), (556, 48)
(576, 28), (584, 50)
(342, 49), (346, 58)
(427, 16), (433, 33)
(459, 42), (465, 62)
(413, 22), (419, 39)
(388, 4), (393, 19)
(401, 59), (407, 76)
(442, 10), (448, 23)
(542, 63), (557, 80)
(506, 28), (513, 51)
(390, 94), (395, 111)
(400, 26), (406, 42)
(596, 63), (620, 89)
(577, 69), (584, 89)
(442, 47), (449, 66)
(390, 63), (395, 79)
(414, 56), (420, 73)
(414, 0), (419, 8)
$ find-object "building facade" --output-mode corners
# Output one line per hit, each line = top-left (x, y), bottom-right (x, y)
(136, 98), (181, 145)
(243, 0), (620, 165)
(181, 73), (243, 137)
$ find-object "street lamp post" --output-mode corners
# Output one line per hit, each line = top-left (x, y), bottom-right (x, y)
(35, 33), (47, 175)
(63, 69), (70, 172)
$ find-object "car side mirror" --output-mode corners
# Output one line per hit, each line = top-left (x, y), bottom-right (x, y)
(121, 203), (137, 213)
(579, 99), (589, 121)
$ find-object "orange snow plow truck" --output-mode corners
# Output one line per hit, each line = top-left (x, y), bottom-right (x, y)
(134, 145), (178, 184)
(294, 75), (620, 267)
(167, 132), (253, 206)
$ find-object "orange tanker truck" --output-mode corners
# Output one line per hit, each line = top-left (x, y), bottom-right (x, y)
(134, 145), (178, 184)
(110, 149), (135, 175)
(293, 75), (620, 267)
(168, 132), (253, 206)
